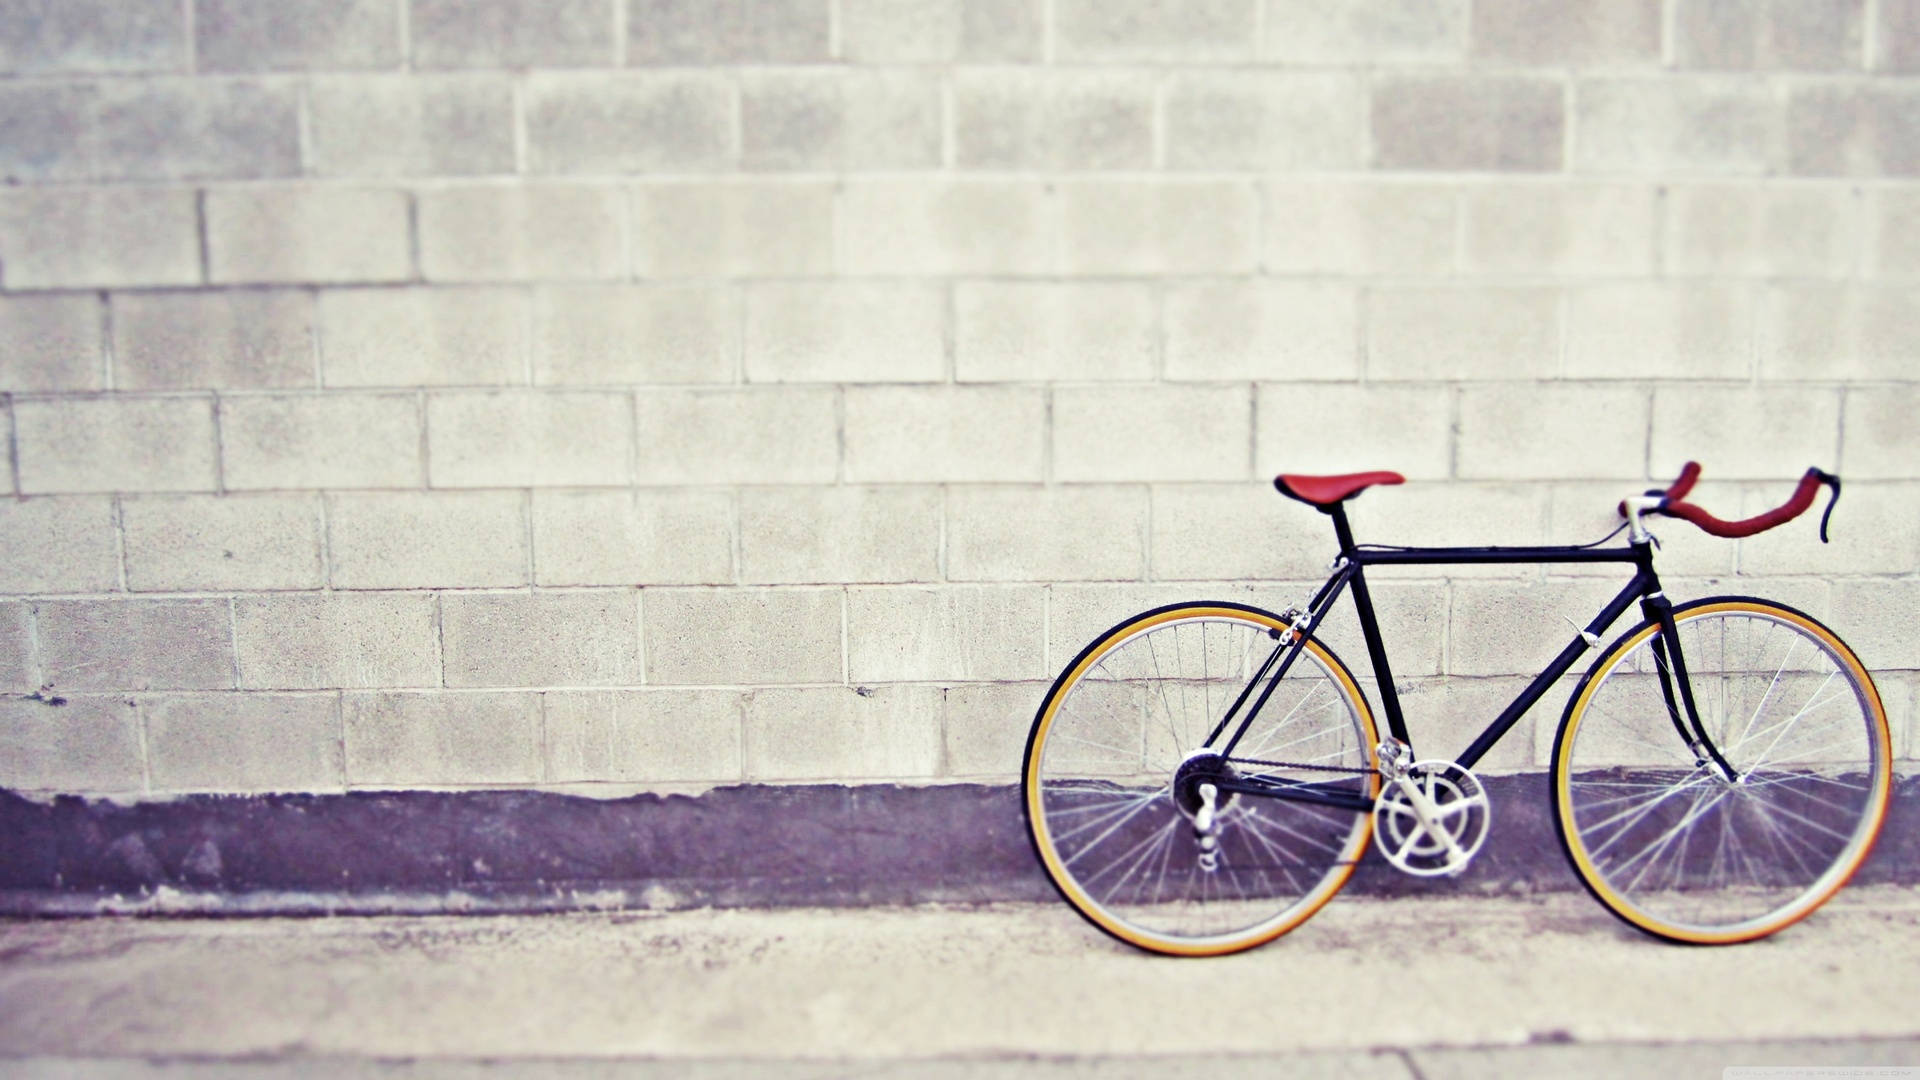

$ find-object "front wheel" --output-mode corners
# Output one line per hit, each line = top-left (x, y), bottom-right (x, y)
(1023, 602), (1379, 956)
(1551, 597), (1893, 944)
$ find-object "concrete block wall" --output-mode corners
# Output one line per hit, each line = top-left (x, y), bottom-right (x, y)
(1, 0), (1916, 798)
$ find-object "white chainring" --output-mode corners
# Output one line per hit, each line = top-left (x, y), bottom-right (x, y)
(1372, 760), (1491, 877)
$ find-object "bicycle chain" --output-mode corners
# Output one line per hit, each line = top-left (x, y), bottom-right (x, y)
(1228, 756), (1380, 777)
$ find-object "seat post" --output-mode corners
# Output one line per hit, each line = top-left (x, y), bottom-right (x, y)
(1326, 501), (1360, 557)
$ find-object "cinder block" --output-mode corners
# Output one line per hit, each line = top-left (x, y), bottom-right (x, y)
(0, 294), (103, 392)
(952, 70), (1154, 171)
(525, 73), (731, 174)
(1842, 387), (1920, 479)
(206, 186), (411, 285)
(944, 681), (1046, 778)
(1261, 0), (1467, 62)
(1150, 484), (1343, 581)
(839, 0), (1038, 61)
(1053, 0), (1256, 60)
(1864, 188), (1920, 275)
(0, 497), (118, 593)
(111, 290), (316, 390)
(309, 75), (514, 177)
(0, 695), (142, 793)
(744, 283), (945, 384)
(1163, 282), (1354, 383)
(233, 592), (438, 689)
(1343, 482), (1549, 560)
(0, 83), (93, 182)
(196, 0), (400, 70)
(744, 685), (941, 781)
(1470, 0), (1660, 63)
(1574, 78), (1779, 174)
(1399, 678), (1537, 771)
(0, 187), (199, 289)
(631, 181), (832, 277)
(0, 602), (30, 690)
(532, 489), (732, 586)
(533, 285), (736, 386)
(0, 0), (183, 74)
(1057, 180), (1258, 275)
(1053, 385), (1251, 483)
(1738, 481), (1919, 576)
(643, 587), (840, 685)
(221, 393), (422, 490)
(1759, 283), (1917, 379)
(845, 585), (1044, 681)
(1565, 283), (1756, 380)
(1676, 0), (1864, 69)
(741, 487), (940, 585)
(1456, 385), (1649, 480)
(38, 599), (234, 691)
(1450, 579), (1637, 676)
(633, 388), (837, 484)
(145, 693), (341, 793)
(1364, 286), (1560, 381)
(1830, 579), (1920, 668)
(740, 70), (940, 170)
(122, 494), (324, 591)
(946, 486), (1147, 582)
(417, 185), (625, 282)
(319, 286), (528, 388)
(427, 390), (630, 487)
(1312, 579), (1447, 677)
(627, 0), (828, 62)
(1650, 385), (1840, 481)
(1261, 181), (1456, 275)
(1666, 184), (1858, 276)
(327, 490), (527, 589)
(344, 691), (540, 786)
(1044, 583), (1307, 675)
(1786, 83), (1920, 175)
(956, 282), (1154, 383)
(98, 79), (301, 181)
(544, 689), (744, 783)
(836, 180), (1053, 277)
(15, 396), (216, 494)
(843, 386), (1045, 483)
(1881, 0), (1920, 70)
(1371, 75), (1563, 172)
(1164, 72), (1362, 171)
(443, 590), (641, 688)
(411, 0), (614, 67)
(1255, 384), (1453, 482)
(1459, 184), (1657, 275)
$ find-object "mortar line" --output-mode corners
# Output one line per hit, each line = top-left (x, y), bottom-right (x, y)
(335, 690), (348, 790)
(1042, 584), (1051, 673)
(136, 696), (153, 794)
(417, 390), (431, 487)
(308, 287), (325, 387)
(522, 487), (536, 587)
(405, 190), (423, 282)
(634, 587), (647, 686)
(936, 482), (949, 582)
(317, 492), (333, 589)
(834, 385), (847, 484)
(110, 495), (129, 592)
(226, 596), (241, 690)
(730, 487), (743, 585)
(434, 591), (447, 688)
(3, 393), (19, 497)
(211, 393), (227, 493)
(626, 389), (639, 488)
(194, 189), (212, 284)
(295, 81), (314, 175)
(536, 687), (550, 784)
(98, 291), (116, 391)
(839, 586), (850, 686)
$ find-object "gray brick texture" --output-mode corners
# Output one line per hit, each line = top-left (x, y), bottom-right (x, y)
(0, 0), (1911, 796)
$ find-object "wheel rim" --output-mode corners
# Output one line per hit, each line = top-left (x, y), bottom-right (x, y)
(1027, 609), (1377, 953)
(1558, 603), (1891, 941)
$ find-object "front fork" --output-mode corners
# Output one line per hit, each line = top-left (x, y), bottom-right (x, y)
(1644, 594), (1739, 783)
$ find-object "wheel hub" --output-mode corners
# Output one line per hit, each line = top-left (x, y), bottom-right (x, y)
(1172, 751), (1240, 820)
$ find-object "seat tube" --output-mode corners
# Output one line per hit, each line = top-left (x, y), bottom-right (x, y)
(1328, 504), (1410, 748)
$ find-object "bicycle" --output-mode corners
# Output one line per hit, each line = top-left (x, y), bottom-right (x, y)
(1022, 462), (1891, 956)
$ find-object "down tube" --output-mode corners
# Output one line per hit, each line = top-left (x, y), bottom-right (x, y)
(1215, 567), (1354, 757)
(1453, 572), (1658, 770)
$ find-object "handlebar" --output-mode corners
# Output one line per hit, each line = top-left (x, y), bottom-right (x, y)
(1622, 462), (1842, 543)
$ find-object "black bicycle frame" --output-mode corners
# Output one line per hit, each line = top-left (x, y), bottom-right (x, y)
(1202, 500), (1717, 814)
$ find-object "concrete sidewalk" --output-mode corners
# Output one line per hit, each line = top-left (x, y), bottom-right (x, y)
(3, 889), (1918, 1075)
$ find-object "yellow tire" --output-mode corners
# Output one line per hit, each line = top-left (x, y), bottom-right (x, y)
(1023, 602), (1379, 956)
(1551, 597), (1892, 944)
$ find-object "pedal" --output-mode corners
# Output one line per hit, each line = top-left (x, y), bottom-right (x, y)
(1372, 761), (1491, 878)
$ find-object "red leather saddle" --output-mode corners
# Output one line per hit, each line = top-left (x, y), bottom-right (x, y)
(1273, 471), (1405, 509)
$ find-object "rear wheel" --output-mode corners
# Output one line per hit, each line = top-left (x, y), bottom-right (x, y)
(1551, 597), (1892, 944)
(1023, 602), (1378, 956)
